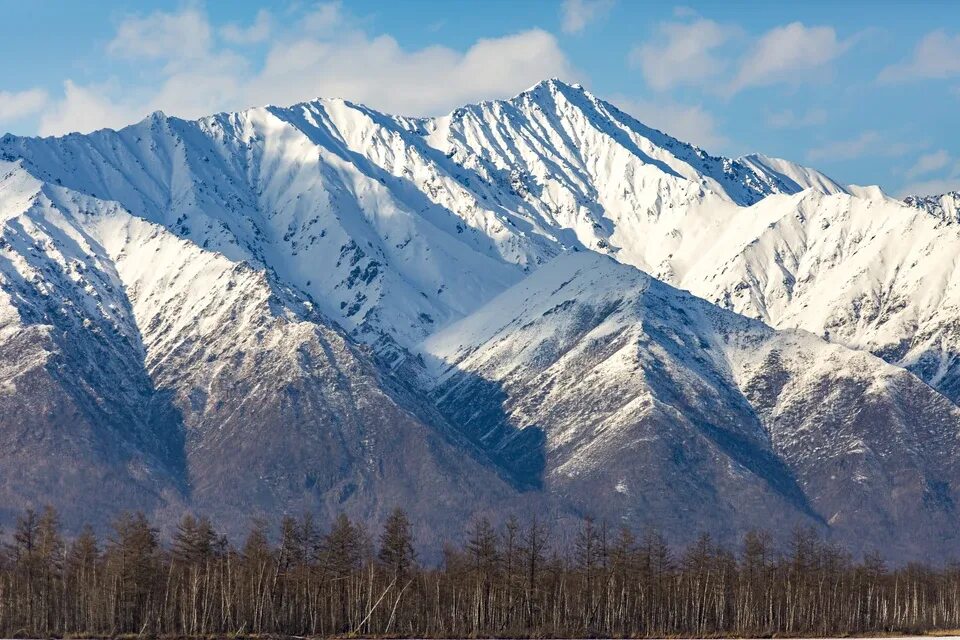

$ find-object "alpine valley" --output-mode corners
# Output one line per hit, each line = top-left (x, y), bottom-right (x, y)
(2, 79), (959, 560)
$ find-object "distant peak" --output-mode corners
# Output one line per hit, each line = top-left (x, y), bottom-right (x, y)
(522, 78), (588, 95)
(846, 184), (888, 200)
(135, 110), (168, 128)
(908, 189), (960, 200)
(903, 190), (960, 222)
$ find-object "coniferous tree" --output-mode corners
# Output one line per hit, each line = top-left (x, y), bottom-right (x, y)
(106, 512), (161, 634)
(378, 508), (416, 580)
(13, 508), (41, 633)
(522, 514), (549, 629)
(465, 516), (498, 631)
(65, 525), (99, 634)
(241, 518), (273, 633)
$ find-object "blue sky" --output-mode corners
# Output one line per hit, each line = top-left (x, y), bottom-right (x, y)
(0, 1), (957, 196)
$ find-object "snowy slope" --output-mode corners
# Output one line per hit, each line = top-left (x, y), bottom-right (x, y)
(0, 80), (864, 358)
(418, 79), (802, 275)
(0, 159), (528, 542)
(905, 191), (960, 223)
(420, 252), (960, 558)
(0, 79), (806, 351)
(738, 153), (849, 196)
(1, 105), (525, 354)
(668, 189), (960, 403)
(0, 160), (188, 525)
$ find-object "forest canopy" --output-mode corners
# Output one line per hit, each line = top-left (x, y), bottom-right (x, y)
(2, 505), (958, 638)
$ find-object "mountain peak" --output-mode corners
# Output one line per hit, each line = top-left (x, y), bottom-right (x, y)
(738, 153), (848, 196)
(519, 77), (589, 98)
(140, 110), (168, 125)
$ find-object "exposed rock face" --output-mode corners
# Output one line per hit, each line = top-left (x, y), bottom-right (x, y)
(905, 191), (960, 223)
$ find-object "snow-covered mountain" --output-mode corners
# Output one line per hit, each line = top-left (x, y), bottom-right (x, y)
(1, 79), (959, 558)
(419, 252), (960, 558)
(0, 79), (808, 354)
(0, 158), (530, 544)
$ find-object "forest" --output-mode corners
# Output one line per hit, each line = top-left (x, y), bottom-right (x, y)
(2, 505), (960, 638)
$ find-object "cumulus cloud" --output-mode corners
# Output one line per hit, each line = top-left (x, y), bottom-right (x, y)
(615, 97), (726, 150)
(729, 23), (851, 94)
(879, 30), (960, 82)
(248, 28), (575, 116)
(629, 18), (853, 96)
(630, 18), (737, 91)
(303, 1), (344, 34)
(37, 5), (577, 135)
(39, 81), (145, 135)
(107, 7), (212, 64)
(221, 9), (272, 45)
(561, 0), (614, 34)
(0, 89), (48, 124)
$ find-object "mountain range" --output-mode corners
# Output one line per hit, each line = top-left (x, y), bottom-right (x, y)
(1, 79), (959, 560)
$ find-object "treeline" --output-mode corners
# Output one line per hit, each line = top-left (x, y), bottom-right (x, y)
(1, 506), (960, 638)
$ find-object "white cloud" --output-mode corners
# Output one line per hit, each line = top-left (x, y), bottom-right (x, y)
(38, 6), (577, 135)
(898, 172), (960, 198)
(630, 19), (852, 96)
(561, 0), (614, 34)
(899, 155), (960, 197)
(303, 1), (344, 34)
(107, 8), (212, 64)
(630, 18), (737, 91)
(221, 9), (272, 45)
(729, 23), (851, 94)
(885, 140), (927, 158)
(0, 89), (48, 124)
(41, 8), (250, 136)
(616, 97), (726, 149)
(879, 30), (960, 82)
(905, 150), (951, 179)
(39, 81), (144, 136)
(807, 131), (879, 161)
(765, 108), (827, 128)
(249, 29), (575, 116)
(807, 131), (922, 163)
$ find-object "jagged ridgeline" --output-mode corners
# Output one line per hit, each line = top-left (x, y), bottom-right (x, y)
(1, 505), (959, 638)
(1, 80), (960, 564)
